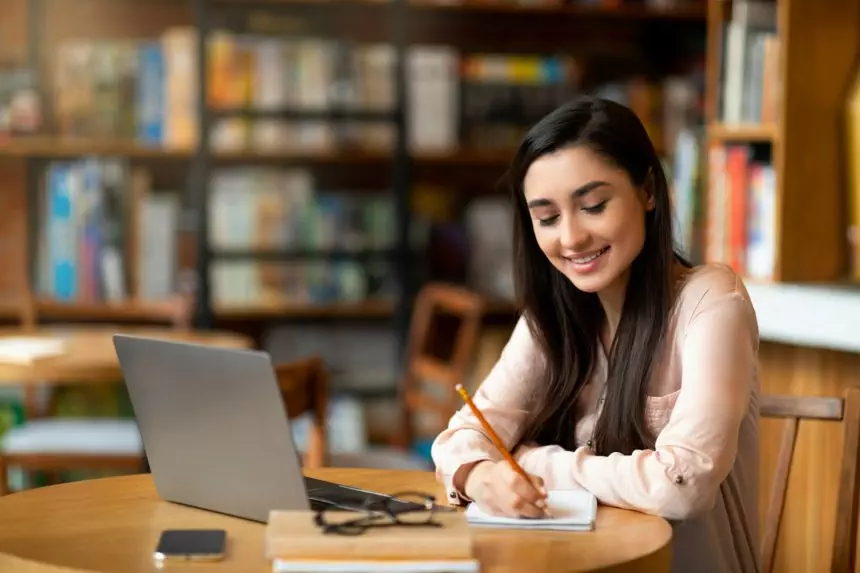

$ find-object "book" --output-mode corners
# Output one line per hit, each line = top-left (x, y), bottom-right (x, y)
(266, 508), (477, 572)
(465, 490), (597, 531)
(271, 558), (480, 572)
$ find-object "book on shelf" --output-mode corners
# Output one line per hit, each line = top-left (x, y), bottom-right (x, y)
(32, 155), (402, 309)
(37, 157), (134, 303)
(669, 127), (703, 263)
(207, 166), (398, 307)
(705, 141), (776, 280)
(265, 509), (479, 573)
(48, 26), (701, 162)
(0, 64), (41, 139)
(717, 0), (779, 126)
(53, 29), (459, 155)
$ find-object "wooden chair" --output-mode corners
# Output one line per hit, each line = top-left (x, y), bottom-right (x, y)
(0, 296), (191, 496)
(329, 282), (486, 470)
(398, 282), (487, 449)
(760, 388), (860, 573)
(274, 355), (329, 470)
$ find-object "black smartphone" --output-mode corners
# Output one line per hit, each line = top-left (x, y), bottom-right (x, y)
(153, 529), (227, 564)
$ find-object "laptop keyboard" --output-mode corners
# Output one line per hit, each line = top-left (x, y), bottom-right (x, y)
(304, 477), (436, 513)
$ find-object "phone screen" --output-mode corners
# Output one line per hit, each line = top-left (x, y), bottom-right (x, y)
(154, 529), (226, 561)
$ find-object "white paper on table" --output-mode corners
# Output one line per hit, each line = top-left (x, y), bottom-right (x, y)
(0, 337), (66, 364)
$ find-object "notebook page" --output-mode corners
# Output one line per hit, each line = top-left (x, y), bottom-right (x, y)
(465, 490), (597, 530)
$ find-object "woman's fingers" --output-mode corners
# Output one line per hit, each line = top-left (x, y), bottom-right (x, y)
(499, 465), (548, 518)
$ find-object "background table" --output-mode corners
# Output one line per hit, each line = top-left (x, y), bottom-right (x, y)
(0, 326), (255, 386)
(0, 468), (672, 573)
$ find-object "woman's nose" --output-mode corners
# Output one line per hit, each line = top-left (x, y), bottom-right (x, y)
(560, 218), (591, 251)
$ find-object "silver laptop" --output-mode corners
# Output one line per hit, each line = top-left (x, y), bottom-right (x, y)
(112, 334), (410, 523)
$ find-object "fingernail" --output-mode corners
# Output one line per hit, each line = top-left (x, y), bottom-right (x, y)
(536, 499), (547, 509)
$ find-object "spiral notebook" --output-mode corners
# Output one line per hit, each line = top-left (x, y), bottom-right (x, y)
(465, 490), (597, 531)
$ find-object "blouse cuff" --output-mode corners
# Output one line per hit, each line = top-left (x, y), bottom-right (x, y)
(438, 457), (495, 506)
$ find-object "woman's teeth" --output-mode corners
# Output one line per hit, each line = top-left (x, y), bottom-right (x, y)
(570, 247), (608, 264)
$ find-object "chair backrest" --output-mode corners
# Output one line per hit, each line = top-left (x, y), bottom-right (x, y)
(396, 282), (486, 449)
(273, 356), (329, 469)
(760, 388), (860, 573)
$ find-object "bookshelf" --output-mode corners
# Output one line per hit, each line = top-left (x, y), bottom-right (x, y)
(0, 0), (707, 335)
(188, 0), (414, 348)
(703, 0), (860, 283)
(0, 1), (707, 428)
(703, 2), (860, 570)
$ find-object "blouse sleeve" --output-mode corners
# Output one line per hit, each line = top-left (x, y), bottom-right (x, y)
(514, 290), (758, 520)
(431, 316), (546, 506)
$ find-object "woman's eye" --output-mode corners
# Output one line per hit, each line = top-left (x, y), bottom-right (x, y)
(538, 214), (559, 227)
(582, 201), (607, 214)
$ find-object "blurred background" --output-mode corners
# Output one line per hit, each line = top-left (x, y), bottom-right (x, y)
(0, 0), (857, 568)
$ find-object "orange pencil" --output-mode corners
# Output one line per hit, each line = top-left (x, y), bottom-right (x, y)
(454, 383), (551, 517)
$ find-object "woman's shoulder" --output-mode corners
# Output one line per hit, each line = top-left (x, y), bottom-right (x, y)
(673, 262), (757, 333)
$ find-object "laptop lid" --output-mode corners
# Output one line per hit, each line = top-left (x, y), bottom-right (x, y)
(113, 334), (310, 523)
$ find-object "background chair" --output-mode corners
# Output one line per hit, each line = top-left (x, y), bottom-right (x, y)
(328, 282), (486, 470)
(760, 388), (860, 573)
(0, 296), (190, 495)
(274, 355), (329, 469)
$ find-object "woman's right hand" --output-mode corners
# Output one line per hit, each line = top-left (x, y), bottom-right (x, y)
(463, 460), (549, 518)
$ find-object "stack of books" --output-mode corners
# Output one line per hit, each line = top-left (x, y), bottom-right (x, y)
(264, 508), (479, 572)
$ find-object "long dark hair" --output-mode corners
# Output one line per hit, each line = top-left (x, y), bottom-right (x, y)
(509, 96), (686, 456)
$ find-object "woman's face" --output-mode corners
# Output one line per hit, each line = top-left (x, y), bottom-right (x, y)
(522, 145), (653, 296)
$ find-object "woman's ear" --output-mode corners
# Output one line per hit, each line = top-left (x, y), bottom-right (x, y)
(641, 168), (656, 212)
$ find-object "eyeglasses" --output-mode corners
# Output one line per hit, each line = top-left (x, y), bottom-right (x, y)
(314, 490), (448, 536)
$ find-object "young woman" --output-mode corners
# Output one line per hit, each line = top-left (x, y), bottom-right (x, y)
(431, 96), (760, 573)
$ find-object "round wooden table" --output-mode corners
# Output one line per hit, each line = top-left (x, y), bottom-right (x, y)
(0, 326), (254, 386)
(0, 468), (673, 573)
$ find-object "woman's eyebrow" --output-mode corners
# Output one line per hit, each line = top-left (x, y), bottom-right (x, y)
(526, 180), (609, 209)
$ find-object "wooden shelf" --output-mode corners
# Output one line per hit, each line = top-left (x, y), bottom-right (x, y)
(213, 299), (395, 320)
(0, 138), (680, 166)
(0, 137), (516, 166)
(0, 301), (21, 321)
(34, 299), (180, 322)
(0, 137), (190, 159)
(16, 297), (517, 323)
(210, 0), (706, 20)
(410, 0), (706, 19)
(25, 298), (394, 321)
(707, 123), (778, 143)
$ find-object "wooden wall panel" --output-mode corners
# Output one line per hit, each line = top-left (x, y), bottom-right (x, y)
(758, 341), (860, 573)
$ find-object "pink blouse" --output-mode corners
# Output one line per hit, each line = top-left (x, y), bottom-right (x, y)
(431, 263), (761, 573)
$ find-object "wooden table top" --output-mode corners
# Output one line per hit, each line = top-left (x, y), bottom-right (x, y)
(0, 326), (254, 385)
(0, 468), (673, 573)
